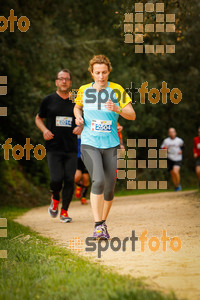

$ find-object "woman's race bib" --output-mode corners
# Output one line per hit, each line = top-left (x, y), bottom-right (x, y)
(91, 120), (112, 133)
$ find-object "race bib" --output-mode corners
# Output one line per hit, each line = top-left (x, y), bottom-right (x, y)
(56, 116), (72, 127)
(91, 120), (112, 132)
(197, 143), (200, 149)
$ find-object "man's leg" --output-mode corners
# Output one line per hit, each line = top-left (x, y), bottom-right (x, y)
(172, 165), (181, 189)
(195, 166), (200, 187)
(46, 152), (63, 217)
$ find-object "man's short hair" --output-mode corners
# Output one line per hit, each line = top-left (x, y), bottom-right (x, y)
(56, 69), (72, 80)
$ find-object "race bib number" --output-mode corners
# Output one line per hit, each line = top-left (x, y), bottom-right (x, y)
(91, 120), (112, 132)
(197, 143), (200, 149)
(56, 116), (72, 127)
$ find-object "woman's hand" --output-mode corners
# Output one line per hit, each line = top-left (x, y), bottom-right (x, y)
(73, 125), (84, 135)
(105, 99), (121, 113)
(75, 116), (84, 126)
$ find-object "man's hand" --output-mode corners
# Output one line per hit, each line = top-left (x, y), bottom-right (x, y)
(75, 116), (84, 126)
(194, 153), (198, 158)
(73, 125), (84, 135)
(43, 129), (54, 140)
(105, 99), (120, 113)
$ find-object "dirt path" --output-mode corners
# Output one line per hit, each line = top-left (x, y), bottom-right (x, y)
(15, 191), (200, 300)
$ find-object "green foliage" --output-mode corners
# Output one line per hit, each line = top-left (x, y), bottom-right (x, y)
(0, 0), (200, 205)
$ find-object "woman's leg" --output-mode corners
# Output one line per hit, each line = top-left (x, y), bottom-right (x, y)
(81, 145), (105, 222)
(102, 146), (118, 221)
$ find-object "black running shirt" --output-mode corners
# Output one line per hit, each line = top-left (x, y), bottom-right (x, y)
(38, 92), (78, 153)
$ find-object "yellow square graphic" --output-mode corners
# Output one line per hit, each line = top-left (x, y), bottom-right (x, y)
(138, 160), (146, 168)
(0, 250), (7, 259)
(148, 181), (157, 189)
(135, 24), (143, 32)
(156, 24), (164, 32)
(145, 45), (154, 53)
(135, 45), (143, 53)
(124, 24), (133, 33)
(159, 181), (167, 189)
(117, 149), (126, 158)
(156, 3), (164, 12)
(166, 14), (175, 22)
(135, 3), (143, 12)
(0, 107), (7, 116)
(156, 14), (164, 22)
(0, 86), (7, 95)
(156, 45), (164, 53)
(145, 24), (154, 32)
(127, 139), (136, 147)
(117, 170), (126, 179)
(0, 76), (7, 84)
(124, 13), (133, 22)
(127, 149), (136, 158)
(138, 139), (146, 147)
(159, 149), (167, 158)
(135, 13), (143, 22)
(145, 3), (154, 12)
(166, 24), (175, 32)
(0, 229), (7, 237)
(127, 160), (136, 168)
(127, 181), (136, 189)
(148, 160), (157, 168)
(148, 149), (157, 158)
(0, 219), (7, 227)
(138, 181), (146, 189)
(117, 159), (126, 168)
(166, 45), (175, 53)
(159, 160), (167, 168)
(127, 170), (136, 179)
(148, 139), (157, 147)
(135, 34), (143, 43)
(124, 34), (133, 44)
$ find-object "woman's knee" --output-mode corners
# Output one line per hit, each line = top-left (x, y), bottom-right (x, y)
(92, 179), (104, 194)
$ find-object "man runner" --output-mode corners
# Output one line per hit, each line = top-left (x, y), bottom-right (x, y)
(35, 69), (83, 222)
(161, 128), (184, 191)
(193, 126), (200, 189)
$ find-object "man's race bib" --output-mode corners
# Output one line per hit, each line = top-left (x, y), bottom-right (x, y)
(197, 143), (200, 149)
(91, 120), (112, 132)
(56, 116), (72, 127)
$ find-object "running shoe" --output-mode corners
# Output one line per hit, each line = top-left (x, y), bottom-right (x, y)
(102, 222), (110, 239)
(48, 196), (60, 218)
(80, 197), (88, 205)
(60, 209), (72, 223)
(92, 224), (109, 240)
(175, 184), (182, 191)
(75, 185), (82, 199)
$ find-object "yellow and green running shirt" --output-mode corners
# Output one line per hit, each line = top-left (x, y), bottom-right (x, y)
(75, 81), (132, 149)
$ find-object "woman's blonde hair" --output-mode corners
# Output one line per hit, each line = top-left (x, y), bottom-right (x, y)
(88, 55), (112, 73)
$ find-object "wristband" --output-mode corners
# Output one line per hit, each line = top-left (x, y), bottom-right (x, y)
(117, 107), (122, 114)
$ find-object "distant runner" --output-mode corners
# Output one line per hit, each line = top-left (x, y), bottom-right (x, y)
(74, 135), (89, 205)
(161, 128), (184, 191)
(35, 69), (83, 222)
(193, 126), (200, 189)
